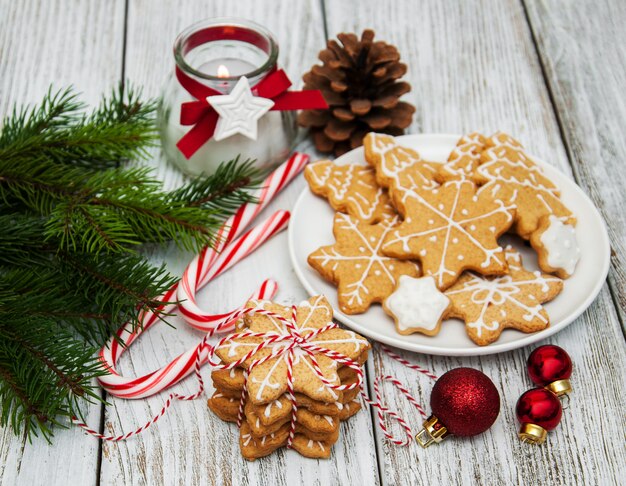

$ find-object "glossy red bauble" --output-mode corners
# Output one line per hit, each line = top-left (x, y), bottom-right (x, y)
(515, 388), (562, 431)
(430, 367), (500, 437)
(527, 345), (572, 386)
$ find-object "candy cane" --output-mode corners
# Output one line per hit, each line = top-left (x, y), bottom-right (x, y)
(98, 211), (289, 399)
(178, 152), (309, 329)
(96, 153), (308, 398)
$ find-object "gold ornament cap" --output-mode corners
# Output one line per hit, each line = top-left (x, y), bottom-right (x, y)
(415, 415), (449, 448)
(545, 379), (572, 397)
(518, 423), (547, 445)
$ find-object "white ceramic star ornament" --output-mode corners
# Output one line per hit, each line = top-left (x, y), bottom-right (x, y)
(207, 77), (274, 141)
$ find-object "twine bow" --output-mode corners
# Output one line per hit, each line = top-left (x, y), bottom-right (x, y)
(175, 67), (328, 159)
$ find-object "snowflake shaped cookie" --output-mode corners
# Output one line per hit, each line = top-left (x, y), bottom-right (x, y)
(308, 213), (420, 314)
(363, 132), (439, 215)
(383, 180), (515, 290)
(383, 276), (451, 336)
(445, 248), (563, 346)
(215, 295), (370, 405)
(475, 133), (574, 239)
(436, 132), (487, 183)
(304, 160), (396, 223)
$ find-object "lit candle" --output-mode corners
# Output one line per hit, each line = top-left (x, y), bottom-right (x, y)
(159, 19), (297, 177)
(200, 60), (257, 78)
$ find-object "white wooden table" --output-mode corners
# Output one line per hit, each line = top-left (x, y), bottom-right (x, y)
(1, 1), (625, 485)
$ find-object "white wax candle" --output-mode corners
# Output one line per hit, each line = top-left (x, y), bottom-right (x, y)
(161, 85), (295, 177)
(198, 58), (256, 77)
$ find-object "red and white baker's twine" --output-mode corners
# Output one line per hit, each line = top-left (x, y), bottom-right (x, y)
(74, 152), (440, 447)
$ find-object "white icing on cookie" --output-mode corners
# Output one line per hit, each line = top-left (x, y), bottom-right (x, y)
(384, 276), (450, 332)
(306, 161), (393, 222)
(309, 214), (419, 309)
(445, 250), (562, 337)
(540, 216), (580, 276)
(384, 180), (514, 288)
(439, 132), (485, 180)
(264, 399), (283, 418)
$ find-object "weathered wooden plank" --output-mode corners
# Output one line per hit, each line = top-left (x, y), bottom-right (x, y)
(324, 0), (626, 484)
(99, 1), (381, 485)
(0, 0), (126, 484)
(523, 0), (626, 330)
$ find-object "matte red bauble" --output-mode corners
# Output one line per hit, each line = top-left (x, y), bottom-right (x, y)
(516, 388), (562, 444)
(527, 345), (573, 396)
(416, 368), (500, 447)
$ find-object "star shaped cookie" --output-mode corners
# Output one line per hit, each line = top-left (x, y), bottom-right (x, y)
(215, 295), (370, 404)
(445, 248), (563, 346)
(308, 213), (420, 314)
(382, 180), (516, 290)
(383, 276), (451, 336)
(304, 160), (396, 223)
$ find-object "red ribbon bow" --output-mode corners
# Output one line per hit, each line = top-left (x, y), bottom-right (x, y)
(176, 67), (328, 159)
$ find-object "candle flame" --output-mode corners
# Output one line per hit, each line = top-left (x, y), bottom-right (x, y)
(217, 64), (230, 78)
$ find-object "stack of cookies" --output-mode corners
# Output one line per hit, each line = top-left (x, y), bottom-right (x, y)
(207, 295), (370, 460)
(306, 132), (580, 346)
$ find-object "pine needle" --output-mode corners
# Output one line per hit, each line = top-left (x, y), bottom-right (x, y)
(0, 86), (261, 438)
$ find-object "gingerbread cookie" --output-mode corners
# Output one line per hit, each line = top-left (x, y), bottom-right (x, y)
(244, 400), (340, 438)
(530, 215), (580, 279)
(305, 160), (396, 223)
(483, 131), (524, 151)
(476, 133), (574, 239)
(445, 248), (563, 346)
(308, 213), (420, 314)
(436, 132), (486, 183)
(211, 351), (367, 408)
(363, 132), (439, 215)
(383, 276), (451, 336)
(382, 180), (516, 290)
(239, 422), (333, 460)
(247, 370), (361, 427)
(215, 295), (370, 404)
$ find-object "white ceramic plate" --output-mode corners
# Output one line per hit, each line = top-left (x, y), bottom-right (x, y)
(288, 134), (611, 356)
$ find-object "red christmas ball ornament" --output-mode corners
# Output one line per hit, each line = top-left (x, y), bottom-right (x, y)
(416, 368), (500, 447)
(527, 345), (573, 397)
(516, 388), (562, 444)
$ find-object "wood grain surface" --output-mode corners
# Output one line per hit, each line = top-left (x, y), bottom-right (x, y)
(0, 0), (624, 485)
(0, 1), (125, 485)
(523, 0), (626, 330)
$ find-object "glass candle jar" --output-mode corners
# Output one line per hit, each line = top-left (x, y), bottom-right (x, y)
(159, 18), (298, 176)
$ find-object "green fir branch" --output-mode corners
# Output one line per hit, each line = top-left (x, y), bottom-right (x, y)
(0, 85), (157, 170)
(0, 86), (261, 439)
(44, 160), (261, 255)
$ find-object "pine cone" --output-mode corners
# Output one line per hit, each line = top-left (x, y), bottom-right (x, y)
(298, 29), (415, 156)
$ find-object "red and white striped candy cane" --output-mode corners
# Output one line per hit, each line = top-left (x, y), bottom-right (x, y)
(96, 152), (308, 398)
(97, 210), (289, 399)
(178, 152), (309, 330)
